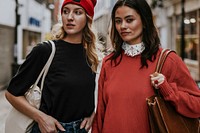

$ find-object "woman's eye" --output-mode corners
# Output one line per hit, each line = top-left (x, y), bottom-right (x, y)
(63, 9), (69, 14)
(75, 10), (82, 15)
(115, 19), (121, 24)
(126, 19), (133, 23)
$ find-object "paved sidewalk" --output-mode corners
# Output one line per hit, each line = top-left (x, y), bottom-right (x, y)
(0, 90), (12, 133)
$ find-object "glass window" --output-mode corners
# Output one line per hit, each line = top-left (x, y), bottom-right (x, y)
(176, 11), (197, 35)
(184, 38), (198, 60)
(176, 11), (198, 60)
(23, 30), (41, 59)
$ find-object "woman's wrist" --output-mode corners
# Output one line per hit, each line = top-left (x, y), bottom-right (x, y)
(33, 110), (46, 123)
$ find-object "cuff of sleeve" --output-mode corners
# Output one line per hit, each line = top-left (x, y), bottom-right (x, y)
(158, 80), (174, 97)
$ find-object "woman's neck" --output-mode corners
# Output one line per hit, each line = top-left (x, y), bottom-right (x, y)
(63, 34), (82, 44)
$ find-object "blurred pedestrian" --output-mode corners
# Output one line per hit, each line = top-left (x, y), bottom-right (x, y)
(92, 0), (200, 132)
(5, 0), (99, 132)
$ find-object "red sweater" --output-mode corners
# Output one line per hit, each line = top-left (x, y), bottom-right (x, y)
(92, 48), (200, 133)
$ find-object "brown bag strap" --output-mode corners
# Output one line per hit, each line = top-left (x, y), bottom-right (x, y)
(154, 49), (175, 95)
(155, 49), (174, 73)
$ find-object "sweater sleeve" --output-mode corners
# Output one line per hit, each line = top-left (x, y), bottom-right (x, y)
(159, 52), (200, 118)
(7, 42), (52, 96)
(92, 59), (106, 133)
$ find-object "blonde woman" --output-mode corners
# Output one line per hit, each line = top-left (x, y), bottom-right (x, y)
(5, 0), (98, 132)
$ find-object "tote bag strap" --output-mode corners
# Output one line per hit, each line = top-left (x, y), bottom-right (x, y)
(32, 40), (56, 91)
(154, 49), (175, 94)
(155, 49), (174, 73)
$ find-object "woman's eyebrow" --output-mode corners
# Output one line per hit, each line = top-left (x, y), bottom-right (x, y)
(115, 15), (133, 19)
(63, 7), (84, 11)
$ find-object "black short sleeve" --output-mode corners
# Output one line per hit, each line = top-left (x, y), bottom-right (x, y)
(7, 42), (52, 96)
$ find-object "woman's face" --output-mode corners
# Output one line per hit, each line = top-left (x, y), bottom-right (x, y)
(115, 6), (143, 45)
(62, 4), (87, 37)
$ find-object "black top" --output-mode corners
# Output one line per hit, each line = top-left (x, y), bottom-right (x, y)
(7, 40), (96, 122)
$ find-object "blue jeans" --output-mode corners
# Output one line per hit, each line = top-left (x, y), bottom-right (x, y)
(31, 119), (87, 133)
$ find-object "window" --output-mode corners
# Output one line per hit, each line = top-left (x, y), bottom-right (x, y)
(176, 11), (198, 60)
(23, 30), (41, 59)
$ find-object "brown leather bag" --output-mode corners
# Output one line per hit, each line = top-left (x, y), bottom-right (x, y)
(146, 49), (200, 133)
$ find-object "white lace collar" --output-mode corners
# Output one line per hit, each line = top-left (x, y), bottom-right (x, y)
(122, 42), (145, 57)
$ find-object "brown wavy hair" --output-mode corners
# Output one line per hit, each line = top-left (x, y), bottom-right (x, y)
(51, 15), (99, 72)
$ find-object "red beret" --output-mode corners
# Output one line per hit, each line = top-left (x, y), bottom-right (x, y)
(61, 0), (96, 18)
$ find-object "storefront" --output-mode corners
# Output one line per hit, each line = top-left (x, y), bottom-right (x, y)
(22, 30), (41, 58)
(0, 0), (52, 87)
(0, 0), (16, 86)
(0, 25), (14, 86)
(175, 10), (199, 80)
(16, 0), (51, 64)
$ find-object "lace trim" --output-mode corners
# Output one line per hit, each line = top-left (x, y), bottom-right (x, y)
(122, 42), (145, 57)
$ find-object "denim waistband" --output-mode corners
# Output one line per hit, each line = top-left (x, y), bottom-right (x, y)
(58, 119), (87, 133)
(60, 119), (83, 128)
(31, 119), (86, 133)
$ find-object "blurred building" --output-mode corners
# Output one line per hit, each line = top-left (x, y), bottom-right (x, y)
(0, 0), (56, 88)
(93, 0), (117, 51)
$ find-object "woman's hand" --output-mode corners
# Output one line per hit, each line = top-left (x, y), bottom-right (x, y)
(37, 112), (65, 133)
(150, 72), (165, 89)
(80, 111), (95, 132)
(5, 91), (65, 133)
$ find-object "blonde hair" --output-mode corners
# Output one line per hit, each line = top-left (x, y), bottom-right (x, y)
(51, 15), (99, 72)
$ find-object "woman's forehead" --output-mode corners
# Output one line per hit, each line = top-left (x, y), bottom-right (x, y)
(63, 3), (84, 10)
(115, 6), (139, 17)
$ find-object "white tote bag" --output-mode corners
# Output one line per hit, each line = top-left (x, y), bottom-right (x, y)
(5, 40), (56, 133)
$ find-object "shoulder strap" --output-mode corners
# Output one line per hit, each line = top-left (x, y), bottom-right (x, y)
(32, 40), (56, 90)
(154, 49), (175, 95)
(155, 49), (174, 73)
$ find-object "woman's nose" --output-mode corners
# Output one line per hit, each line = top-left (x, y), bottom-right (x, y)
(67, 12), (74, 21)
(120, 21), (127, 29)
